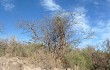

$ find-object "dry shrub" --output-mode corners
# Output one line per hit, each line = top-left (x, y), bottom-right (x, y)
(0, 44), (6, 56)
(0, 39), (8, 56)
(29, 49), (63, 70)
(0, 37), (63, 69)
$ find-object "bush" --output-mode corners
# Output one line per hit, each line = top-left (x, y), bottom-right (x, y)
(0, 39), (8, 56)
(64, 49), (88, 70)
(0, 46), (6, 56)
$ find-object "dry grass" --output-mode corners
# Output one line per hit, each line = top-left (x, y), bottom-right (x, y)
(0, 37), (64, 70)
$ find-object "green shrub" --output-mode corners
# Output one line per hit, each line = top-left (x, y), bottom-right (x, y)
(64, 49), (88, 70)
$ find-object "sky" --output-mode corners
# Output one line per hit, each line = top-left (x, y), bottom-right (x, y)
(0, 0), (110, 47)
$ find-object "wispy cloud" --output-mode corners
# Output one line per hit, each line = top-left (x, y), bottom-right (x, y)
(41, 0), (62, 11)
(63, 7), (94, 47)
(71, 7), (110, 48)
(79, 20), (110, 48)
(73, 7), (89, 31)
(0, 0), (15, 11)
(94, 20), (110, 41)
(80, 20), (110, 49)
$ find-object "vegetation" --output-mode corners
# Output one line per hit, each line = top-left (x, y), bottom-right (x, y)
(0, 11), (110, 70)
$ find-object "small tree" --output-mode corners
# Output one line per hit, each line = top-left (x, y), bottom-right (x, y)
(42, 11), (94, 53)
(42, 12), (75, 54)
(18, 11), (93, 55)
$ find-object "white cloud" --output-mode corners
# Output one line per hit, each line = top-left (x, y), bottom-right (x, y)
(41, 0), (62, 11)
(51, 6), (110, 48)
(2, 3), (15, 11)
(94, 20), (110, 40)
(0, 0), (15, 11)
(72, 7), (90, 31)
(70, 7), (110, 48)
(65, 7), (95, 47)
(79, 19), (110, 48)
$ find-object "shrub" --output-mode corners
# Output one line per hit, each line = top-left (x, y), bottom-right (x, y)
(64, 49), (88, 70)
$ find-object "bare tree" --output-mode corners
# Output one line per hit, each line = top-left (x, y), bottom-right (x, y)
(42, 12), (74, 54)
(42, 11), (94, 54)
(18, 20), (39, 43)
(18, 11), (93, 55)
(91, 39), (110, 70)
(103, 39), (110, 53)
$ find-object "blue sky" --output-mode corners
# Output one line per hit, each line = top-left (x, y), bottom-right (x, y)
(0, 0), (110, 47)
